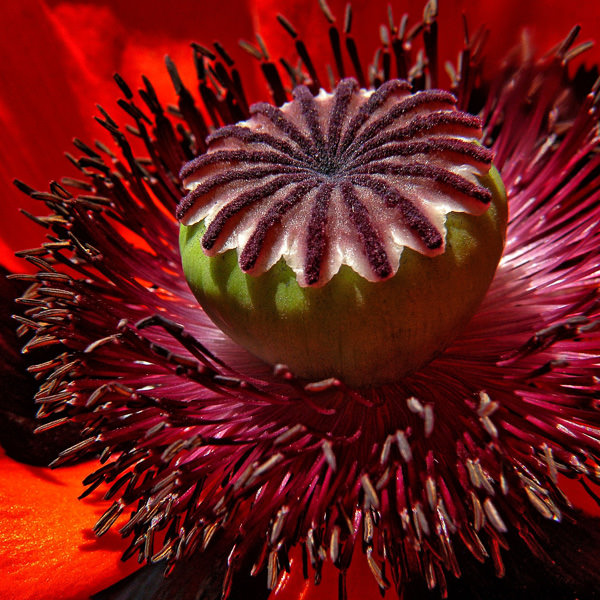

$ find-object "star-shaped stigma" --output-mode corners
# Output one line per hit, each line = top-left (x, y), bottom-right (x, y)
(177, 78), (493, 287)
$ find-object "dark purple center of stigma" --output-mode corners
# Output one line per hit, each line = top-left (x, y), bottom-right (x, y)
(177, 78), (493, 286)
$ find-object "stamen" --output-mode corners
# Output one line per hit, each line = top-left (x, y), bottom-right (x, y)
(344, 5), (367, 88)
(319, 0), (345, 79)
(278, 13), (321, 93)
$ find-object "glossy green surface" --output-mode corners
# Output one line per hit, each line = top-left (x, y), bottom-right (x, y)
(180, 167), (507, 387)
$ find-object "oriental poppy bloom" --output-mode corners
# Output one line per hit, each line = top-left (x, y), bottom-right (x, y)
(1, 1), (600, 600)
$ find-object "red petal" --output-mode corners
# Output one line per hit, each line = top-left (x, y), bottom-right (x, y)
(2, 0), (600, 269)
(253, 0), (600, 66)
(0, 0), (257, 268)
(274, 550), (382, 600)
(0, 450), (137, 600)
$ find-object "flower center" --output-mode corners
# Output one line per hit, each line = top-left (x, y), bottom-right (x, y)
(177, 78), (507, 386)
(178, 78), (494, 288)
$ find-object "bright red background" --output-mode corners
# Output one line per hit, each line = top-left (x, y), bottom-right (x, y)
(1, 0), (599, 270)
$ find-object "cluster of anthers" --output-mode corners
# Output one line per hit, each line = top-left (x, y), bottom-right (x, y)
(10, 1), (600, 599)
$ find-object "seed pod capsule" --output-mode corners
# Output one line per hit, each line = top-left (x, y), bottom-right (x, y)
(178, 78), (507, 387)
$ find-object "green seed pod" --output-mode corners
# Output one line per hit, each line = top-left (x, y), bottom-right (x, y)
(178, 79), (508, 387)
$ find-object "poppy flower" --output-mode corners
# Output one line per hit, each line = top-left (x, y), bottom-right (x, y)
(1, 1), (600, 600)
